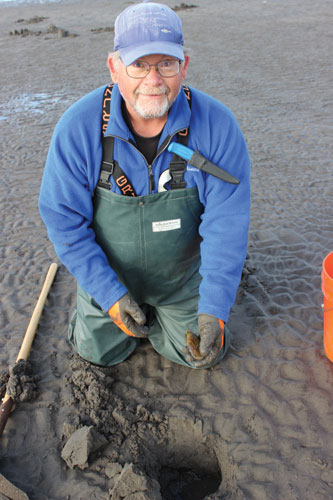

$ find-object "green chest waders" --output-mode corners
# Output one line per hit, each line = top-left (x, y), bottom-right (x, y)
(69, 187), (230, 368)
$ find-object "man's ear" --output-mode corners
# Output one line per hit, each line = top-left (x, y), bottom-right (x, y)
(107, 55), (119, 83)
(181, 55), (190, 79)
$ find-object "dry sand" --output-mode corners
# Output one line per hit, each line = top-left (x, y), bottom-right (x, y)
(0, 0), (332, 498)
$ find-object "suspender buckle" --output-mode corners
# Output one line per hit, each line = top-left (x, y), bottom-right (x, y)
(169, 159), (187, 190)
(98, 161), (115, 189)
(101, 160), (115, 174)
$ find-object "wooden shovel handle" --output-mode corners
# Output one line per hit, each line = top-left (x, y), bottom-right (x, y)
(16, 262), (58, 362)
(0, 397), (14, 435)
(0, 262), (58, 437)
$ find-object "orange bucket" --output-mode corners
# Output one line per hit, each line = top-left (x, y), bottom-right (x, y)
(321, 252), (333, 362)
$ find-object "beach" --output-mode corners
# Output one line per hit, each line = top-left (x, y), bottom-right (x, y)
(0, 0), (332, 498)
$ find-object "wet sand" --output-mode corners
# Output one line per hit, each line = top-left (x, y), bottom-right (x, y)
(0, 0), (332, 498)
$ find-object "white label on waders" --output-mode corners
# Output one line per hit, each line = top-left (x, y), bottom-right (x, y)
(152, 218), (181, 232)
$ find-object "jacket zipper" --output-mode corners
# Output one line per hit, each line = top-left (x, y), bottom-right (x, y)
(148, 164), (154, 192)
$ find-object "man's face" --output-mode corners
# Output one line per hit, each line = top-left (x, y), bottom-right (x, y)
(108, 54), (189, 121)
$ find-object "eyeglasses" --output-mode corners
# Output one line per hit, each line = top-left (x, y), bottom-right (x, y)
(126, 59), (182, 79)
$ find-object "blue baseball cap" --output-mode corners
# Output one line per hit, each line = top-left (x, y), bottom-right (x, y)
(113, 1), (184, 66)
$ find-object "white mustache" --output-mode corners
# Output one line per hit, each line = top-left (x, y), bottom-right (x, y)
(136, 87), (169, 96)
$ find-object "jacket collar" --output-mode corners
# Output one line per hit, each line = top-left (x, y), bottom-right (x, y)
(104, 84), (191, 143)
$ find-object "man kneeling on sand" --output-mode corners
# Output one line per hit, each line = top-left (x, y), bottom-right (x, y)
(39, 1), (251, 369)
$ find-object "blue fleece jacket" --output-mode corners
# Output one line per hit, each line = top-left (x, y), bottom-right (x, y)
(39, 84), (250, 322)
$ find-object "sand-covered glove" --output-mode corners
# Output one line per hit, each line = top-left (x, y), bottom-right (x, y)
(184, 314), (224, 368)
(108, 293), (149, 338)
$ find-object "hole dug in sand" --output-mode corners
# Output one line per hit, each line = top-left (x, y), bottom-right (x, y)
(158, 462), (221, 500)
(106, 413), (229, 500)
(64, 357), (239, 499)
(157, 412), (222, 500)
(159, 469), (220, 500)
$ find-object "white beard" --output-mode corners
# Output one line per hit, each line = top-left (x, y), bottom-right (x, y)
(132, 85), (179, 119)
(133, 94), (171, 119)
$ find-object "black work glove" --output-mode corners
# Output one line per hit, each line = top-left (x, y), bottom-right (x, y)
(108, 293), (149, 338)
(183, 314), (225, 368)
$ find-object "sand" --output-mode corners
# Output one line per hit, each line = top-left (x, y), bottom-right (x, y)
(0, 0), (332, 498)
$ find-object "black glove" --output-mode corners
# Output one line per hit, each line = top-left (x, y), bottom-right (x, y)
(108, 293), (149, 338)
(184, 314), (224, 368)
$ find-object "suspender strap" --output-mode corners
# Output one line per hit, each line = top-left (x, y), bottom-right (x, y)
(169, 131), (188, 190)
(169, 85), (192, 190)
(102, 83), (113, 134)
(99, 136), (136, 196)
(98, 84), (136, 196)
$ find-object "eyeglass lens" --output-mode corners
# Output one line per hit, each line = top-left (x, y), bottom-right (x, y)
(126, 60), (180, 78)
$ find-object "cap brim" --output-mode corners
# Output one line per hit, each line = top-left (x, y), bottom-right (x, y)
(119, 41), (184, 66)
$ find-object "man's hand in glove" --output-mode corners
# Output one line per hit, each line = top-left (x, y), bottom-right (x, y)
(184, 314), (224, 368)
(108, 293), (149, 338)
